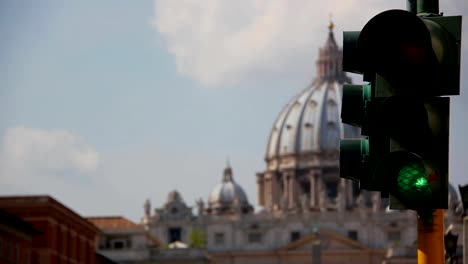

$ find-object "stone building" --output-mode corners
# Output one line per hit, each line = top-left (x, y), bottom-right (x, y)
(257, 20), (359, 214)
(91, 22), (464, 264)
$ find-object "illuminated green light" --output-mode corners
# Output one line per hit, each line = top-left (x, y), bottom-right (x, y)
(396, 160), (432, 205)
(415, 177), (427, 188)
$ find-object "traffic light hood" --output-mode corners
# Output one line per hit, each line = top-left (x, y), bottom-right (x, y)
(357, 9), (461, 96)
(358, 10), (438, 94)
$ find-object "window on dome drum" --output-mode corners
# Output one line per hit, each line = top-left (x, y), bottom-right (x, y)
(169, 227), (182, 243)
(325, 181), (338, 199)
(352, 181), (360, 197)
(290, 231), (301, 242)
(348, 230), (358, 241)
(388, 231), (401, 242)
(214, 233), (225, 245)
(300, 181), (311, 196)
(247, 232), (262, 244)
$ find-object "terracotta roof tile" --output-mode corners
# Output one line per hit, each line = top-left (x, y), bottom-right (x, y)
(86, 216), (140, 230)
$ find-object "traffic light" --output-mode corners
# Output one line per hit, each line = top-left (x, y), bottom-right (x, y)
(340, 9), (461, 213)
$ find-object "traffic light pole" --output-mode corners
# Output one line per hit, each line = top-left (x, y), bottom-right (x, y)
(417, 209), (445, 264)
(407, 2), (446, 263)
(407, 0), (439, 14)
(342, 1), (460, 263)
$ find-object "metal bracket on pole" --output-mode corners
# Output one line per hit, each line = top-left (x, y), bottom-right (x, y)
(407, 0), (439, 15)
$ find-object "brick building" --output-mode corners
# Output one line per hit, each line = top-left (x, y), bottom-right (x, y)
(0, 196), (99, 264)
(0, 209), (39, 264)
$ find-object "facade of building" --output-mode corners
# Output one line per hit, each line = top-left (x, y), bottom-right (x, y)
(92, 22), (464, 264)
(0, 195), (99, 264)
(87, 216), (153, 263)
(0, 209), (39, 264)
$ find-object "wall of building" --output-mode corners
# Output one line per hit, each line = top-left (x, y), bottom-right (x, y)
(0, 227), (33, 264)
(211, 250), (386, 264)
(0, 196), (98, 264)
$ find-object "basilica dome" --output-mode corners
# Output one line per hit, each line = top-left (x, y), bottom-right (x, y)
(257, 22), (362, 212)
(207, 163), (253, 214)
(266, 22), (359, 162)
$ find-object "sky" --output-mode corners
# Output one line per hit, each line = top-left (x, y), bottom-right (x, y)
(0, 0), (467, 222)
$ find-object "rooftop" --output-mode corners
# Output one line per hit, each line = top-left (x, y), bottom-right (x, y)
(87, 216), (141, 230)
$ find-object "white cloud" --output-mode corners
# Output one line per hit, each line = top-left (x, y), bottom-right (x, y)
(0, 127), (110, 217)
(0, 127), (99, 181)
(151, 0), (405, 86)
(152, 0), (468, 87)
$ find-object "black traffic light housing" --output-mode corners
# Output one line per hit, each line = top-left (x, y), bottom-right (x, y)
(340, 9), (461, 211)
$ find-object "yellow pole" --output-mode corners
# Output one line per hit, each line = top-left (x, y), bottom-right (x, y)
(417, 209), (445, 264)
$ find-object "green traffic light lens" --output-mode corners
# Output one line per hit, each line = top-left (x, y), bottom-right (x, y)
(392, 152), (432, 207)
(398, 161), (431, 194)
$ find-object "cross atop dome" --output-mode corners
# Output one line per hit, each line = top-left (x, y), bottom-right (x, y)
(223, 160), (233, 182)
(328, 13), (334, 31)
(315, 19), (349, 82)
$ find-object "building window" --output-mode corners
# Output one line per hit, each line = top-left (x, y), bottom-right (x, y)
(169, 227), (182, 243)
(8, 242), (12, 260)
(110, 238), (131, 250)
(290, 231), (301, 242)
(348, 230), (358, 241)
(388, 231), (401, 242)
(248, 232), (262, 244)
(25, 250), (30, 264)
(15, 244), (19, 263)
(77, 239), (82, 262)
(214, 233), (225, 245)
(114, 241), (124, 249)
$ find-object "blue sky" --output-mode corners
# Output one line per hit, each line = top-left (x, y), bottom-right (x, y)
(1, 0), (467, 222)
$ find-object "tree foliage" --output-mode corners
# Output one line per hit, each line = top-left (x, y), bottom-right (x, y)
(189, 227), (207, 248)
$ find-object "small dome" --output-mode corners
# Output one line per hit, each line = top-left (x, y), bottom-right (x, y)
(207, 162), (252, 214)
